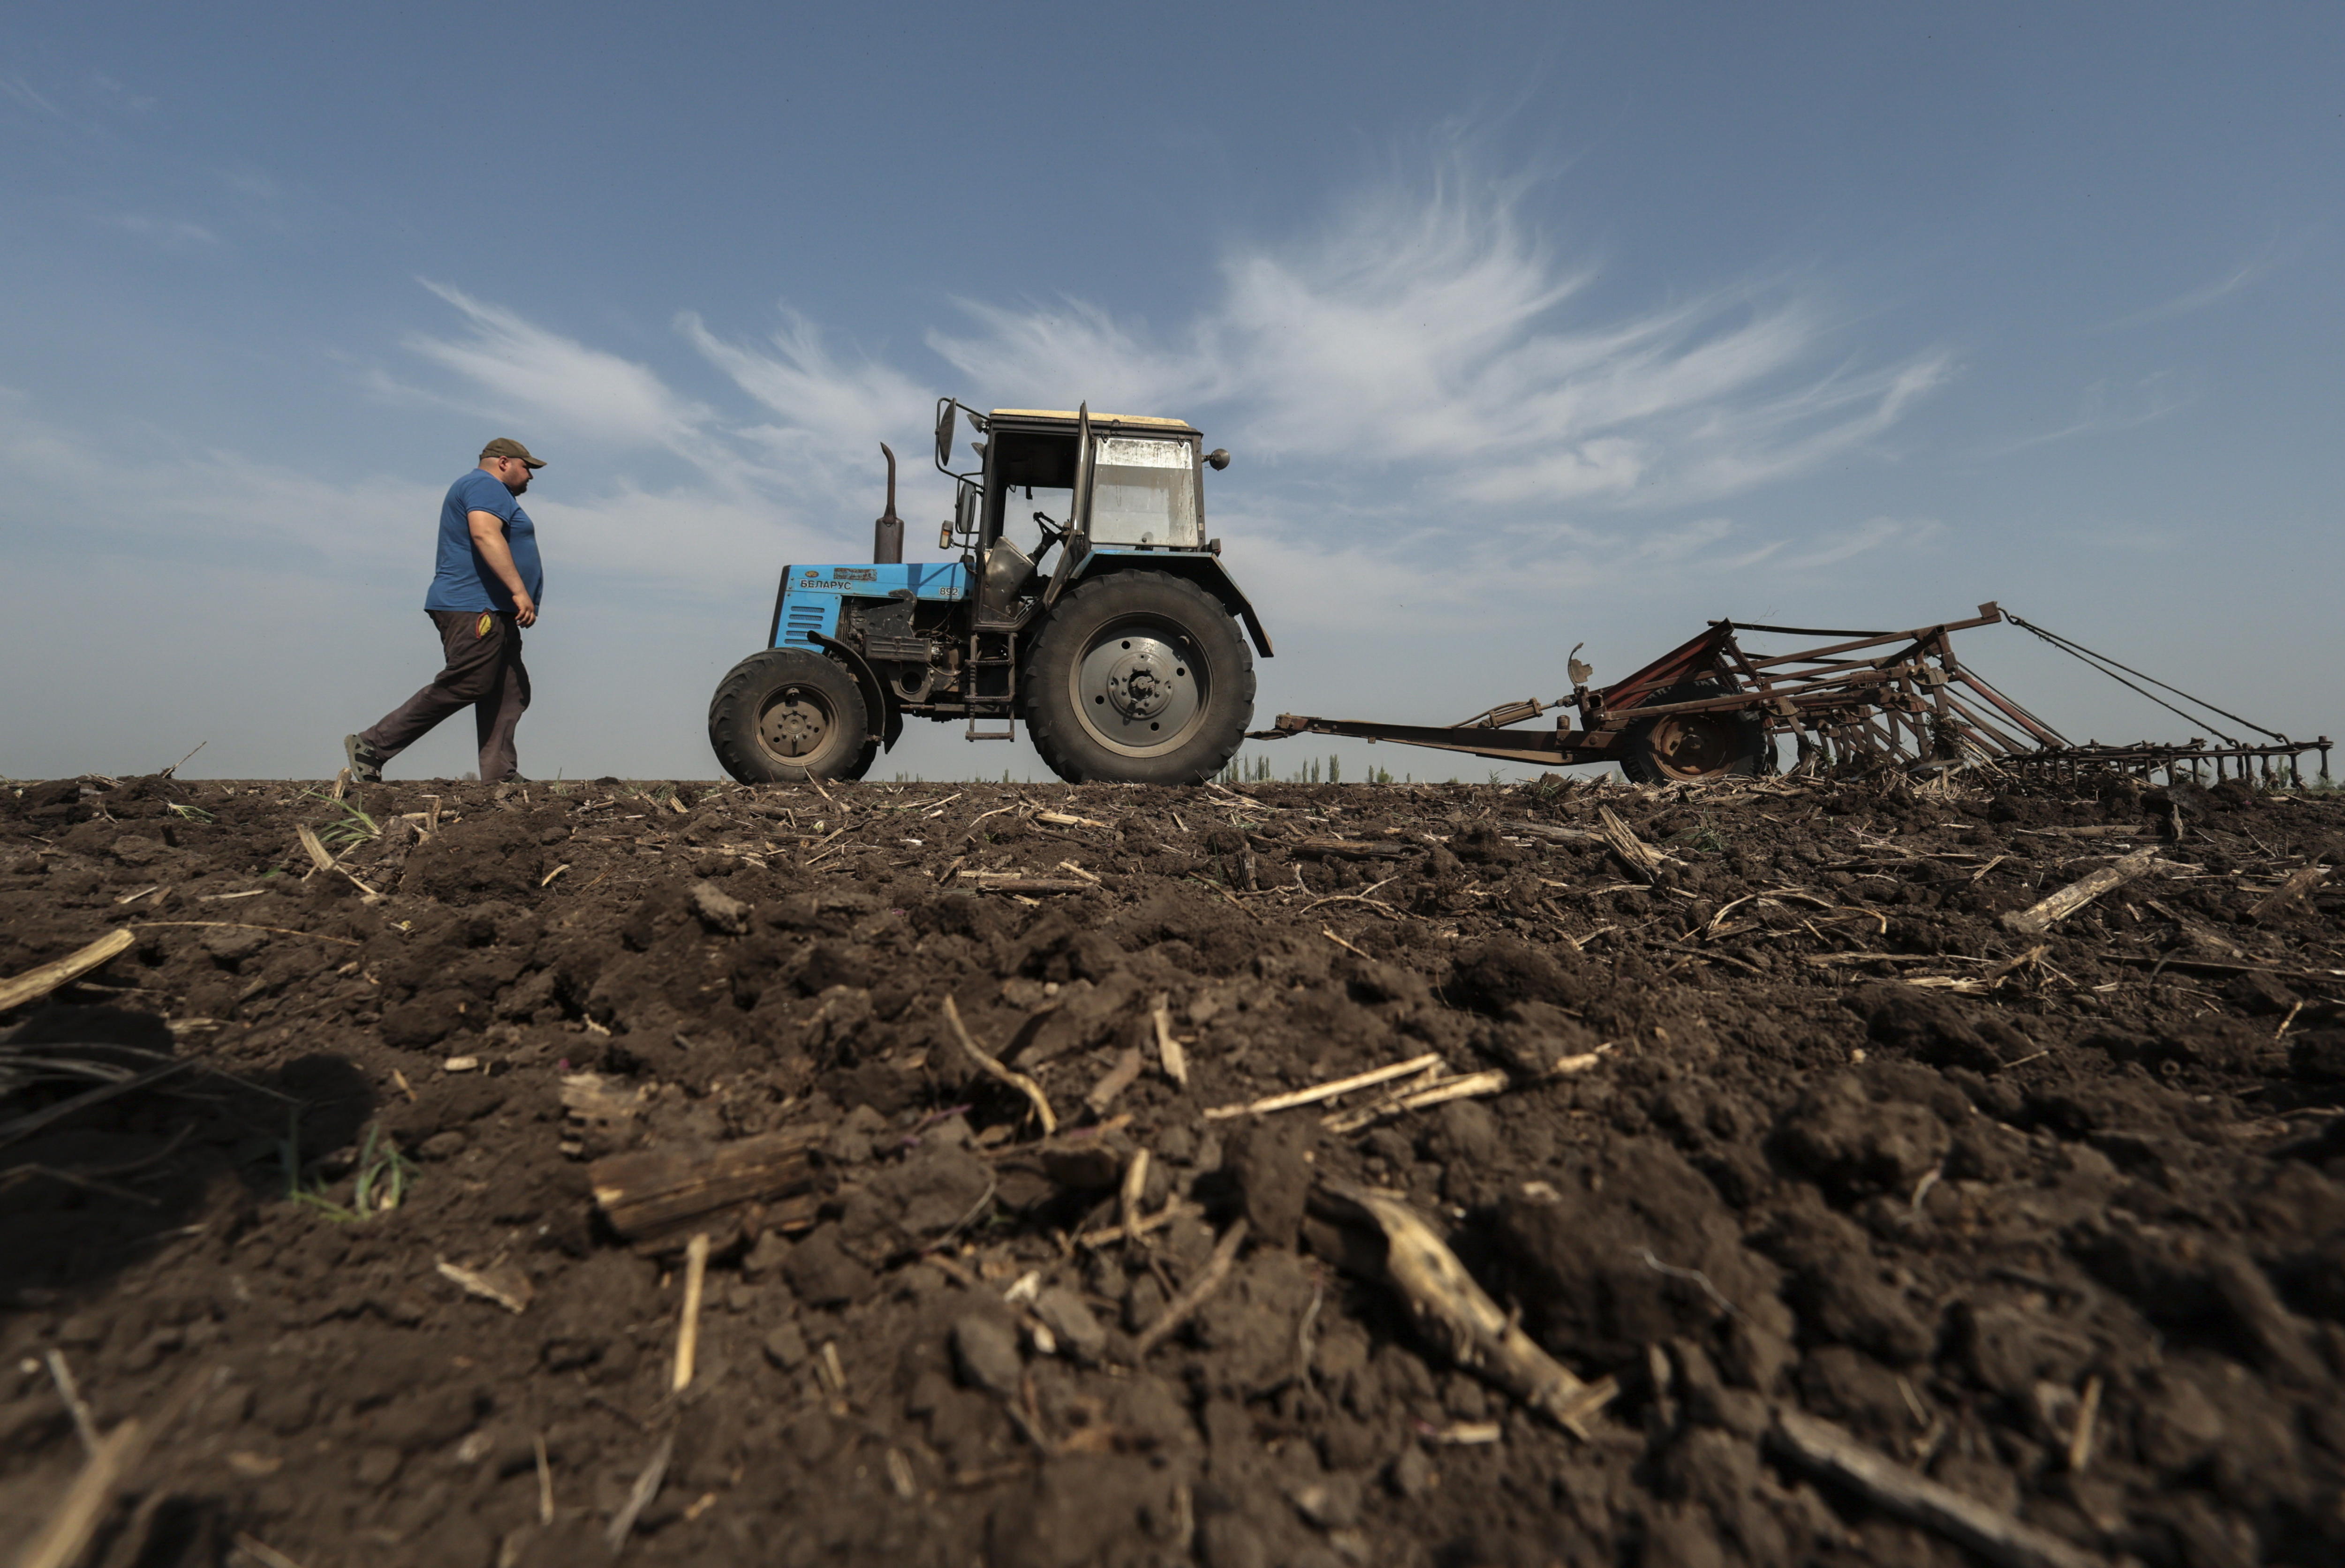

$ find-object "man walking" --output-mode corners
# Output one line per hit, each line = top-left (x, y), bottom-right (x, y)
(345, 438), (546, 784)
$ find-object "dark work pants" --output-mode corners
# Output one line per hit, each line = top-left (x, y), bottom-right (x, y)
(360, 610), (531, 782)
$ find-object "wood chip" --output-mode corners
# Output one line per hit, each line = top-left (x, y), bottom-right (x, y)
(295, 824), (333, 873)
(1768, 1406), (2105, 1568)
(1596, 807), (1663, 883)
(1132, 1218), (1248, 1357)
(135, 921), (360, 947)
(2001, 845), (2165, 935)
(17, 1366), (204, 1568)
(604, 1433), (673, 1555)
(2066, 1373), (2102, 1474)
(1314, 1179), (1613, 1438)
(231, 1533), (306, 1568)
(436, 1257), (533, 1313)
(1499, 819), (1603, 844)
(943, 995), (1058, 1136)
(1084, 1047), (1144, 1116)
(0, 928), (135, 1014)
(1076, 1198), (1201, 1250)
(1322, 1069), (1510, 1135)
(588, 1126), (823, 1245)
(2249, 864), (2329, 922)
(672, 1232), (711, 1392)
(1150, 997), (1188, 1087)
(42, 1349), (98, 1455)
(1120, 1148), (1150, 1244)
(1425, 1420), (1503, 1445)
(1287, 837), (1411, 861)
(1205, 1054), (1444, 1121)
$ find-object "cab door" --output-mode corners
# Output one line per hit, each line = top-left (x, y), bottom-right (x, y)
(1041, 404), (1093, 609)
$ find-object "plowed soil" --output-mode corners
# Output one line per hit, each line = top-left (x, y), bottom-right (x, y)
(6, 767), (2345, 1568)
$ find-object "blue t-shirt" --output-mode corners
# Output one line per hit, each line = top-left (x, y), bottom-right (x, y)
(424, 468), (545, 613)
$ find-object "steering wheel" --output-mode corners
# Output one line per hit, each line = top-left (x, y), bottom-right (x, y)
(1032, 509), (1067, 546)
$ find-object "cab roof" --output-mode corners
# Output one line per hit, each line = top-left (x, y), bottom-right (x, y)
(987, 408), (1195, 431)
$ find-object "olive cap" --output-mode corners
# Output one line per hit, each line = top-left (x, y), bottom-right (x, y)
(479, 437), (545, 468)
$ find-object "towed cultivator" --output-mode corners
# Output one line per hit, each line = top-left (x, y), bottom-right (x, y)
(1257, 603), (2331, 786)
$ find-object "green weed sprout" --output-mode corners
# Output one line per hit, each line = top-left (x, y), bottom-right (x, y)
(283, 1114), (416, 1222)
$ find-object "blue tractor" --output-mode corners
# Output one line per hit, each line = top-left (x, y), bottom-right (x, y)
(709, 401), (1273, 784)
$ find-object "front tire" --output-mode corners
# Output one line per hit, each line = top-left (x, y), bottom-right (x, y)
(709, 649), (872, 783)
(1022, 573), (1253, 784)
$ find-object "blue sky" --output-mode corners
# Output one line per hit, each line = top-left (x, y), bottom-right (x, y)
(3, 2), (2339, 782)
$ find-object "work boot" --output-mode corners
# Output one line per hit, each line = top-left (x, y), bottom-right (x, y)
(343, 734), (385, 784)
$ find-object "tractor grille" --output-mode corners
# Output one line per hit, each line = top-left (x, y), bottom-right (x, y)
(781, 601), (829, 648)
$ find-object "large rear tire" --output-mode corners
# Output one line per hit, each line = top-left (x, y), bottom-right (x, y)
(1022, 573), (1253, 784)
(1619, 681), (1770, 784)
(708, 649), (872, 784)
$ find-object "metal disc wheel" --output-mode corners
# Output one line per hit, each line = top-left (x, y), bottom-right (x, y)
(707, 648), (871, 783)
(760, 689), (835, 760)
(1074, 627), (1206, 756)
(1619, 682), (1770, 784)
(1024, 573), (1253, 784)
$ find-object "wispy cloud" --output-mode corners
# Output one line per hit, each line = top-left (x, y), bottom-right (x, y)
(0, 75), (66, 121)
(107, 214), (221, 250)
(928, 296), (1224, 418)
(381, 158), (1943, 575)
(87, 73), (158, 114)
(0, 392), (431, 576)
(924, 169), (1950, 513)
(214, 164), (283, 203)
(1983, 372), (2186, 456)
(399, 281), (717, 452)
(2092, 239), (2287, 331)
(0, 389), (824, 603)
(680, 309), (936, 493)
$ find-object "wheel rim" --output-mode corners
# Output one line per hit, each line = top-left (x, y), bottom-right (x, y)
(1069, 618), (1208, 758)
(756, 684), (837, 762)
(1644, 713), (1745, 780)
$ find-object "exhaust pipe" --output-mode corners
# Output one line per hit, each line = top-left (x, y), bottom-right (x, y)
(873, 443), (905, 564)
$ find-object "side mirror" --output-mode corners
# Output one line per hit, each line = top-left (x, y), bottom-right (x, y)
(1204, 448), (1231, 471)
(934, 400), (957, 471)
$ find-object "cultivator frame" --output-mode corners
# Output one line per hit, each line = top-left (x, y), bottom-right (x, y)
(1255, 603), (2332, 785)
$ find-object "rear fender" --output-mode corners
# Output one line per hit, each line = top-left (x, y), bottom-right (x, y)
(1076, 553), (1274, 658)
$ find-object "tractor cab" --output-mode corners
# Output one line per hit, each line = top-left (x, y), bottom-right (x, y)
(937, 405), (1237, 630)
